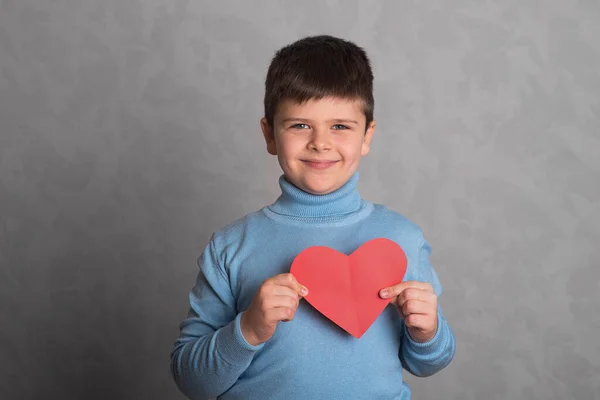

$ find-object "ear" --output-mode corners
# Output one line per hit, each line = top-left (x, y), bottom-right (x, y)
(361, 120), (376, 156)
(261, 117), (277, 155)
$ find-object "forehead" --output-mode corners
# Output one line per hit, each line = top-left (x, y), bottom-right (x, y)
(276, 97), (365, 121)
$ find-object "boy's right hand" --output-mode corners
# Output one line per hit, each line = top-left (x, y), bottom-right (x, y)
(240, 273), (308, 346)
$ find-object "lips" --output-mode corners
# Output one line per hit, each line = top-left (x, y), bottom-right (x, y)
(302, 160), (339, 169)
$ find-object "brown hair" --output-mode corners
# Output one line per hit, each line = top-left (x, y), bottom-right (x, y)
(264, 35), (374, 128)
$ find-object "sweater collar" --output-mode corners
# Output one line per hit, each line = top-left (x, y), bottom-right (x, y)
(267, 173), (363, 219)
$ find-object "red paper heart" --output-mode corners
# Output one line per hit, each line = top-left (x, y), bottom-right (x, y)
(290, 238), (407, 338)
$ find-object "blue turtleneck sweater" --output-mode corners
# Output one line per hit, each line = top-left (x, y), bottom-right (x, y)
(171, 173), (455, 399)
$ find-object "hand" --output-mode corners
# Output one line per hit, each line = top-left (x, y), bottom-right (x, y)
(240, 273), (308, 346)
(379, 281), (438, 343)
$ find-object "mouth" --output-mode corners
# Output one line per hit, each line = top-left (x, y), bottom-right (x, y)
(301, 160), (339, 169)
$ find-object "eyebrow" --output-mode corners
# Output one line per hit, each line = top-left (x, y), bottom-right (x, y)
(282, 118), (359, 125)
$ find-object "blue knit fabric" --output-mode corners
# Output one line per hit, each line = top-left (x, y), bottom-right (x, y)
(171, 172), (455, 399)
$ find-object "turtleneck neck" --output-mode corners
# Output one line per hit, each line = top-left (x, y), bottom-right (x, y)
(265, 172), (369, 223)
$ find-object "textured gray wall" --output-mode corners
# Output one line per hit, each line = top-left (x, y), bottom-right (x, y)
(1, 1), (599, 399)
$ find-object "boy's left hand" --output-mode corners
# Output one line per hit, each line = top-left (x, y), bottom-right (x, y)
(379, 281), (438, 343)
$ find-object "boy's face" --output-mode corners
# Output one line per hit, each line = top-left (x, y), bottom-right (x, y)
(261, 96), (375, 195)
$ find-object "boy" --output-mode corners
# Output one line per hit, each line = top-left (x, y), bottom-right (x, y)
(171, 35), (455, 399)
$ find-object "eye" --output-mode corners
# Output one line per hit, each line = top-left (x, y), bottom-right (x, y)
(332, 124), (350, 130)
(291, 123), (310, 129)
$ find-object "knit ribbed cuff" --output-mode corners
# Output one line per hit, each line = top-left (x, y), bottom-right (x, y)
(404, 313), (450, 357)
(215, 312), (264, 366)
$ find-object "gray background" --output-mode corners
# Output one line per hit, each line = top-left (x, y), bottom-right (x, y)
(1, 0), (599, 399)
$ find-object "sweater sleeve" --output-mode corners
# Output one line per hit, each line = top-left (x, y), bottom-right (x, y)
(399, 233), (456, 377)
(170, 237), (264, 399)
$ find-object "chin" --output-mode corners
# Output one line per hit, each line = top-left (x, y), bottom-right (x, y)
(305, 187), (333, 195)
(285, 169), (348, 195)
(301, 180), (341, 195)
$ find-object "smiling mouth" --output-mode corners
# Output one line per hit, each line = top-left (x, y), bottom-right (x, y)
(302, 160), (339, 169)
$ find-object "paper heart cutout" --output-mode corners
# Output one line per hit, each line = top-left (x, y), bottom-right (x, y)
(290, 238), (407, 338)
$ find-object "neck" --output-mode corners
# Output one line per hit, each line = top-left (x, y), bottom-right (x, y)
(267, 173), (363, 220)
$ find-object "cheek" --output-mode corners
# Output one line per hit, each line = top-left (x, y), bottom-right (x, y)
(337, 137), (365, 158)
(276, 136), (304, 160)
(281, 136), (305, 152)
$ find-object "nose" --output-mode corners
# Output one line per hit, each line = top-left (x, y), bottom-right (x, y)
(308, 126), (332, 152)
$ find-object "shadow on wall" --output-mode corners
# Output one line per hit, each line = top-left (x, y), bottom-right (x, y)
(1, 107), (242, 399)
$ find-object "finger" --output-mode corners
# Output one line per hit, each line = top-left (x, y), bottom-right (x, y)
(404, 313), (430, 329)
(269, 273), (309, 296)
(380, 281), (434, 299)
(261, 284), (302, 300)
(396, 288), (437, 308)
(263, 295), (300, 311)
(266, 307), (297, 323)
(400, 299), (434, 318)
